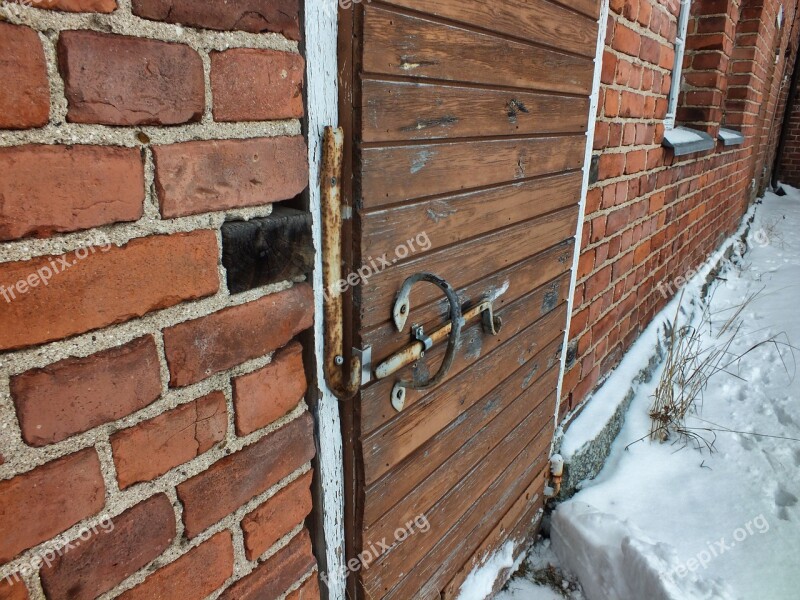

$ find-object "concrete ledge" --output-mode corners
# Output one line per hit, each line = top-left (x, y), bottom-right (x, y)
(718, 127), (745, 147)
(662, 126), (716, 156)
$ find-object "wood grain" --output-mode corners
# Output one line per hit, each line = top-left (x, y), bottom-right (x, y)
(364, 361), (560, 533)
(360, 296), (568, 436)
(362, 278), (568, 480)
(361, 135), (586, 208)
(362, 172), (582, 258)
(362, 80), (590, 142)
(378, 0), (599, 57)
(363, 8), (595, 95)
(359, 207), (578, 330)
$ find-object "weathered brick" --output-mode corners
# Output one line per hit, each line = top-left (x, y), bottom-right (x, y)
(0, 578), (29, 600)
(211, 49), (304, 122)
(177, 412), (315, 538)
(0, 449), (104, 563)
(153, 136), (308, 218)
(218, 529), (316, 600)
(58, 31), (204, 126)
(19, 0), (116, 11)
(242, 470), (313, 560)
(286, 575), (320, 600)
(111, 391), (228, 489)
(118, 531), (233, 600)
(10, 337), (161, 447)
(0, 23), (49, 129)
(132, 0), (300, 40)
(0, 145), (144, 242)
(163, 284), (313, 388)
(233, 341), (307, 436)
(40, 494), (176, 600)
(0, 231), (219, 352)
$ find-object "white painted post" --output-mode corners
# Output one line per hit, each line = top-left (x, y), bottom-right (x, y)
(305, 1), (346, 598)
(554, 0), (611, 444)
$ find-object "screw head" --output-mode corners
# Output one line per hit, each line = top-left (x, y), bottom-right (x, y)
(334, 355), (344, 366)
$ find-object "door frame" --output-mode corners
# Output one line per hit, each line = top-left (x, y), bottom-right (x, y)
(554, 0), (610, 435)
(305, 1), (348, 599)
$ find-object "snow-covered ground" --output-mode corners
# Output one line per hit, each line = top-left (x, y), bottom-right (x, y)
(498, 187), (800, 600)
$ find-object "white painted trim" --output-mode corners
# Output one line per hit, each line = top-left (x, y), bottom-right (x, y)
(305, 1), (346, 599)
(665, 0), (692, 130)
(553, 0), (610, 451)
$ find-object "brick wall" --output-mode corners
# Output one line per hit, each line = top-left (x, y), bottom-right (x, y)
(0, 2), (320, 599)
(561, 0), (800, 421)
(777, 70), (800, 184)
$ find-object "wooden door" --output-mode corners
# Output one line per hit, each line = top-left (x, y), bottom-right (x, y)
(337, 1), (601, 597)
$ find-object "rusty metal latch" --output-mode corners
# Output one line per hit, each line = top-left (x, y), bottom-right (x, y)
(321, 126), (361, 400)
(375, 273), (503, 412)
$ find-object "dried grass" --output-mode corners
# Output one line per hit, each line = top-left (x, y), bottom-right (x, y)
(647, 289), (797, 451)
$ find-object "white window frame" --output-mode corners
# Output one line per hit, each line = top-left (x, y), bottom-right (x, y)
(665, 0), (692, 130)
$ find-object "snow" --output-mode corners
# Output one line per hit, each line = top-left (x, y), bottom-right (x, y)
(458, 541), (522, 600)
(500, 187), (800, 599)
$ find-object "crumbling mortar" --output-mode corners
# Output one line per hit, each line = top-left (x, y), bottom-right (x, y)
(0, 0), (298, 54)
(0, 120), (300, 148)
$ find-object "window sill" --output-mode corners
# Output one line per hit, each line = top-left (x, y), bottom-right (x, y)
(718, 127), (744, 147)
(662, 127), (716, 156)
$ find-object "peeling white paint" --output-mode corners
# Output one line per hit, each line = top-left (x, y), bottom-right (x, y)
(305, 1), (347, 599)
(554, 0), (611, 448)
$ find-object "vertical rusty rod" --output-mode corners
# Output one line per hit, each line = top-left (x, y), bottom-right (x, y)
(321, 126), (361, 399)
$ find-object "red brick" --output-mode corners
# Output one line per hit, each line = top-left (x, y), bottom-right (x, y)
(177, 412), (315, 538)
(0, 231), (219, 352)
(625, 149), (647, 174)
(58, 31), (204, 126)
(0, 145), (144, 241)
(218, 529), (316, 600)
(153, 136), (308, 218)
(164, 284), (313, 388)
(242, 471), (313, 560)
(19, 0), (116, 11)
(132, 0), (300, 40)
(598, 152), (625, 179)
(118, 531), (233, 600)
(0, 578), (28, 600)
(233, 341), (307, 436)
(211, 49), (304, 122)
(10, 337), (161, 447)
(0, 24), (49, 129)
(286, 575), (320, 600)
(612, 23), (641, 56)
(0, 449), (104, 563)
(111, 391), (228, 489)
(40, 494), (176, 600)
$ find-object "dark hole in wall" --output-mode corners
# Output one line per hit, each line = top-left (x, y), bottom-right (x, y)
(222, 207), (314, 294)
